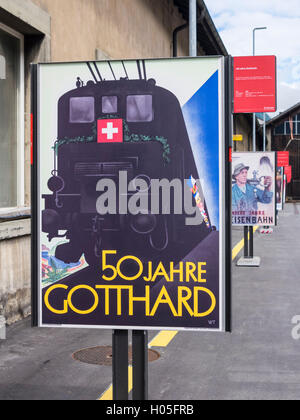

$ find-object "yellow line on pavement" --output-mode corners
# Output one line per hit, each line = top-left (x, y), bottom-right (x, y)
(149, 330), (178, 348)
(99, 329), (178, 400)
(232, 226), (259, 261)
(232, 237), (245, 261)
(99, 330), (178, 399)
(99, 366), (133, 400)
(99, 227), (258, 400)
(99, 384), (113, 401)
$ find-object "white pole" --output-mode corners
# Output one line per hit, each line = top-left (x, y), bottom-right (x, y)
(189, 0), (197, 57)
(252, 27), (267, 152)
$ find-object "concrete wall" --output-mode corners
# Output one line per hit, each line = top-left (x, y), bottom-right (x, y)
(0, 236), (31, 325)
(0, 0), (51, 325)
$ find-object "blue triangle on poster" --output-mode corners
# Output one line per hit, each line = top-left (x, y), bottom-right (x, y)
(182, 71), (220, 230)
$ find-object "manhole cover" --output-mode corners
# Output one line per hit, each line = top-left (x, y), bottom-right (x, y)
(72, 346), (160, 366)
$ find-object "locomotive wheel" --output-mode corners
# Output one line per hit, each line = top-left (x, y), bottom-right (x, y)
(55, 241), (82, 264)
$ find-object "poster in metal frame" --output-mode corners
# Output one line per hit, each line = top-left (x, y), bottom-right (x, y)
(31, 56), (232, 332)
(232, 152), (276, 227)
(233, 55), (277, 114)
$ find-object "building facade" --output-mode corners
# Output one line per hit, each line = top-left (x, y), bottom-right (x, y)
(267, 102), (300, 200)
(0, 0), (234, 325)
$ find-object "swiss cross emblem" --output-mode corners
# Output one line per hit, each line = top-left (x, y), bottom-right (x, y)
(97, 119), (123, 143)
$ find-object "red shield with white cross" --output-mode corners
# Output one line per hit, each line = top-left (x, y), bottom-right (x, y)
(97, 119), (123, 143)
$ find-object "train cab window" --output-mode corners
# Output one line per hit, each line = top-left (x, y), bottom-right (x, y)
(70, 97), (95, 123)
(126, 95), (153, 122)
(102, 96), (118, 114)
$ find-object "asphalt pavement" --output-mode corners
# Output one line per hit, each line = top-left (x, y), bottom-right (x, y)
(1, 203), (300, 400)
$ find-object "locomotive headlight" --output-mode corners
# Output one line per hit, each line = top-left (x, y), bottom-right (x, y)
(42, 209), (60, 233)
(47, 176), (64, 192)
(130, 213), (157, 234)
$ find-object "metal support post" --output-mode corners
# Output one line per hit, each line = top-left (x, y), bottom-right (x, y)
(252, 26), (266, 153)
(237, 225), (260, 266)
(237, 27), (266, 268)
(113, 330), (129, 400)
(253, 113), (256, 152)
(249, 226), (254, 258)
(243, 226), (249, 258)
(263, 113), (266, 152)
(189, 0), (197, 57)
(132, 330), (148, 400)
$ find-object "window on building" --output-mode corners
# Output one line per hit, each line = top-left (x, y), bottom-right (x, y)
(284, 120), (299, 135)
(0, 23), (24, 209)
(69, 97), (95, 123)
(274, 124), (284, 135)
(295, 114), (300, 135)
(285, 121), (292, 135)
(274, 115), (300, 136)
(126, 95), (153, 122)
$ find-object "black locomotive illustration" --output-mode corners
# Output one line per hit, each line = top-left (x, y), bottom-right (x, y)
(42, 60), (213, 273)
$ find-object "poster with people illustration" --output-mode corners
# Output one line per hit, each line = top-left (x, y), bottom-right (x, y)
(232, 152), (276, 226)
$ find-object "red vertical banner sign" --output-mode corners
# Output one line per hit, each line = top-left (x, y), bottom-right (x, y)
(277, 151), (289, 167)
(284, 165), (292, 183)
(233, 56), (277, 114)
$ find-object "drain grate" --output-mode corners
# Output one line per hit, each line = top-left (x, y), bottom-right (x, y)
(72, 346), (160, 366)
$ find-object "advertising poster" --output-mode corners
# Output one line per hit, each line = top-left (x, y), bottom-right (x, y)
(32, 57), (230, 332)
(232, 152), (276, 226)
(276, 167), (284, 211)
